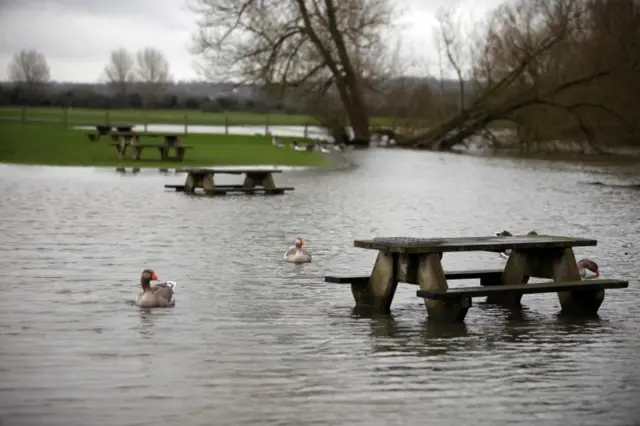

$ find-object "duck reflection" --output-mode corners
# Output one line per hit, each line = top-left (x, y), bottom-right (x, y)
(137, 309), (155, 338)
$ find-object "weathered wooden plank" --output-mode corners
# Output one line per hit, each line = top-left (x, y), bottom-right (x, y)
(416, 279), (628, 300)
(354, 235), (597, 253)
(184, 167), (284, 175)
(110, 143), (193, 148)
(164, 184), (293, 194)
(324, 268), (504, 284)
(208, 188), (292, 195)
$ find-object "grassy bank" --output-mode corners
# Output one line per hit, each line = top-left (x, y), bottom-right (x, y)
(0, 123), (331, 168)
(0, 106), (396, 128)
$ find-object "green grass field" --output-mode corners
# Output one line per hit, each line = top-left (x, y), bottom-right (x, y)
(0, 106), (396, 128)
(0, 122), (331, 168)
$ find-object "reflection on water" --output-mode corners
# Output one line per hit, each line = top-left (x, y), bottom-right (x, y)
(0, 150), (639, 426)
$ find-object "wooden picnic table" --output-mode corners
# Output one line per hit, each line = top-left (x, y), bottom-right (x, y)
(325, 234), (628, 323)
(86, 124), (134, 141)
(111, 132), (192, 161)
(164, 167), (294, 196)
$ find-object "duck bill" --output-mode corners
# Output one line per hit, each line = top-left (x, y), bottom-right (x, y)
(151, 273), (159, 281)
(299, 239), (306, 246)
(595, 269), (600, 277)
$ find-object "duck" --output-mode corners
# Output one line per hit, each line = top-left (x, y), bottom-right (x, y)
(578, 258), (600, 278)
(283, 237), (312, 263)
(135, 269), (176, 308)
(292, 141), (306, 152)
(319, 145), (331, 153)
(272, 136), (285, 148)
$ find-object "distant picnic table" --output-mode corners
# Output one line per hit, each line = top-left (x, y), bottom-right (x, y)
(164, 167), (294, 196)
(86, 124), (134, 141)
(110, 132), (193, 162)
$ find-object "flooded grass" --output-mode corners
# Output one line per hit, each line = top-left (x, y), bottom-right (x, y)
(0, 123), (331, 168)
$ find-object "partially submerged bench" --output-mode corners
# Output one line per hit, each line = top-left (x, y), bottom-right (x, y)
(164, 168), (294, 196)
(111, 141), (193, 161)
(326, 235), (629, 323)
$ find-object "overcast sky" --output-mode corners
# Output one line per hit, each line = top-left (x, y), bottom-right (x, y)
(0, 0), (502, 83)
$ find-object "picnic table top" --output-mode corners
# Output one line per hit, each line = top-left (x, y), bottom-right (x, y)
(111, 142), (193, 148)
(110, 131), (183, 137)
(94, 124), (133, 129)
(353, 235), (598, 253)
(184, 167), (283, 175)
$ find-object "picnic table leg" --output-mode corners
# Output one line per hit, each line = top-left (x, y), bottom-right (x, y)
(417, 253), (471, 323)
(357, 251), (398, 314)
(132, 146), (142, 161)
(160, 147), (169, 161)
(183, 172), (199, 193)
(243, 172), (276, 189)
(176, 147), (186, 162)
(201, 172), (216, 194)
(553, 248), (604, 316)
(496, 252), (532, 306)
(114, 144), (125, 159)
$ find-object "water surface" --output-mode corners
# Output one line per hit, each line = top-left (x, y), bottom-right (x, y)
(1, 150), (639, 426)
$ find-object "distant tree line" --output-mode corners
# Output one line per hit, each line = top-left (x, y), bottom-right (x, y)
(1, 47), (447, 117)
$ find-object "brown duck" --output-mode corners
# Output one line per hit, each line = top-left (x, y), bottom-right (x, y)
(135, 269), (176, 308)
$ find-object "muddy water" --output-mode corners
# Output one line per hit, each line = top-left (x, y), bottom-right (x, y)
(1, 150), (639, 426)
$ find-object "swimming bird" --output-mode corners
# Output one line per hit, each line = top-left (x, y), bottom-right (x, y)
(292, 141), (306, 152)
(272, 136), (285, 148)
(135, 269), (176, 308)
(283, 237), (312, 263)
(578, 258), (600, 278)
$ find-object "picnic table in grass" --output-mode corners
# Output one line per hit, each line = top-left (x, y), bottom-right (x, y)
(164, 167), (294, 196)
(324, 234), (628, 323)
(110, 132), (192, 161)
(86, 124), (134, 141)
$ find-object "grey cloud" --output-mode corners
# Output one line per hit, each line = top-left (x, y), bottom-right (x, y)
(2, 0), (194, 29)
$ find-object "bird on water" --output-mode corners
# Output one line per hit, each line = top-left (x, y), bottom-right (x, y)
(283, 237), (312, 263)
(135, 269), (176, 308)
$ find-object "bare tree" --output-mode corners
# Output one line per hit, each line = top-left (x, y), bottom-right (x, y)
(8, 48), (50, 85)
(434, 8), (468, 112)
(409, 0), (640, 153)
(103, 48), (135, 98)
(8, 49), (50, 104)
(134, 47), (171, 106)
(190, 0), (395, 145)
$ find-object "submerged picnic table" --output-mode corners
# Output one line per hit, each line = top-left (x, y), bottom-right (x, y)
(164, 167), (294, 196)
(86, 124), (133, 141)
(111, 132), (192, 161)
(325, 234), (628, 323)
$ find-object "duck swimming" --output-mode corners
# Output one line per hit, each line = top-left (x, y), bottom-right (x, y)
(283, 237), (312, 263)
(135, 269), (176, 308)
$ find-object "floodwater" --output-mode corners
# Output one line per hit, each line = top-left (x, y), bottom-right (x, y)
(1, 150), (639, 426)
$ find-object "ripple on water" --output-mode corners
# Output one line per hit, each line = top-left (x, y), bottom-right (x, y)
(0, 156), (639, 426)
